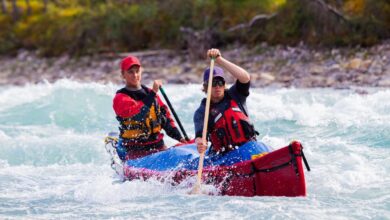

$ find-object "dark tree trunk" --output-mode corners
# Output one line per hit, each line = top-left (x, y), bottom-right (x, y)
(1, 0), (7, 14)
(25, 0), (31, 15)
(180, 27), (219, 59)
(43, 0), (48, 13)
(11, 0), (20, 21)
(299, 0), (351, 39)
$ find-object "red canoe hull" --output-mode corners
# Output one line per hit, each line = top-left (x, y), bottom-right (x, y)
(124, 141), (307, 197)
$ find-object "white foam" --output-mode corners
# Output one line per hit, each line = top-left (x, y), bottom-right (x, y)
(249, 88), (390, 128)
(0, 83), (389, 219)
(0, 79), (117, 112)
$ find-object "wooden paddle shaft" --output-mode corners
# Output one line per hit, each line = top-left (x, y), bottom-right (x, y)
(195, 58), (215, 188)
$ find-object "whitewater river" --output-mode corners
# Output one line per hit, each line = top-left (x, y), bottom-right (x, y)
(0, 80), (389, 219)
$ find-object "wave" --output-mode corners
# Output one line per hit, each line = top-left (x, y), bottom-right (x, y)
(0, 80), (388, 167)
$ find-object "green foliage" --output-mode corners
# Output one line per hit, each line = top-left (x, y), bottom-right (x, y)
(0, 0), (389, 56)
(0, 15), (16, 53)
(248, 0), (390, 47)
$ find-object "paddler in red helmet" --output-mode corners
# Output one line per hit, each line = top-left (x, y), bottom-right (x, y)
(113, 55), (187, 160)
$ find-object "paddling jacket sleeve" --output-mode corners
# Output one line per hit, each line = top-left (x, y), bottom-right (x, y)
(230, 80), (250, 116)
(193, 80), (250, 138)
(194, 105), (205, 138)
(113, 87), (156, 120)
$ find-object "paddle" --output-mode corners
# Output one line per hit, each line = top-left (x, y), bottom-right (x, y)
(159, 86), (190, 141)
(190, 57), (215, 194)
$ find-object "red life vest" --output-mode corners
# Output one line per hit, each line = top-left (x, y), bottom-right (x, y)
(209, 98), (257, 153)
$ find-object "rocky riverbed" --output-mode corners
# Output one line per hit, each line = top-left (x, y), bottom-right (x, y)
(0, 42), (389, 89)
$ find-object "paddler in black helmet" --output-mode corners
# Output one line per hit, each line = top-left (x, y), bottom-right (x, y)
(113, 55), (187, 160)
(194, 48), (258, 155)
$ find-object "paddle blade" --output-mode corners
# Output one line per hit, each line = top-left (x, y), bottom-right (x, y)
(188, 183), (201, 195)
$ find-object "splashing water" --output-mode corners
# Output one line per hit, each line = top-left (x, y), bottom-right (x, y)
(0, 80), (389, 219)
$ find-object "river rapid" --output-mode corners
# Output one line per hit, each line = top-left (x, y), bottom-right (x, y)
(0, 80), (389, 219)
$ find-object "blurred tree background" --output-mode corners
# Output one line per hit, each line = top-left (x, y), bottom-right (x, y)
(0, 0), (389, 57)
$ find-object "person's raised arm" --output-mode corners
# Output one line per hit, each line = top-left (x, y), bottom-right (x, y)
(207, 48), (250, 84)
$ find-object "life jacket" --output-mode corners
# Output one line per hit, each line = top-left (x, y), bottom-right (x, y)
(208, 95), (257, 154)
(116, 88), (163, 142)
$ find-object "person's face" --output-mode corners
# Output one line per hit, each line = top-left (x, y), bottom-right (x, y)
(204, 77), (225, 102)
(122, 65), (141, 88)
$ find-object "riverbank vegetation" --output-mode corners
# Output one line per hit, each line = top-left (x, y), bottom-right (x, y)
(0, 0), (389, 57)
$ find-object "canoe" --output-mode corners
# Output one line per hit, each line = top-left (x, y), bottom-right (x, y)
(105, 133), (310, 197)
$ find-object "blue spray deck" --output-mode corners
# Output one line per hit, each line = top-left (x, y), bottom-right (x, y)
(125, 141), (272, 171)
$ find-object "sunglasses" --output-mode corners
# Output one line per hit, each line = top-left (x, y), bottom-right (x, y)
(204, 79), (225, 87)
